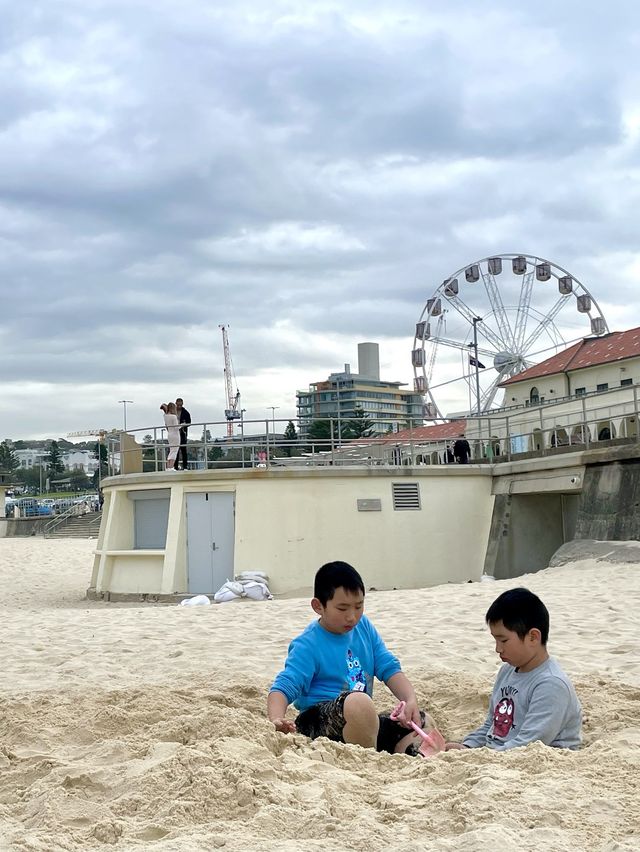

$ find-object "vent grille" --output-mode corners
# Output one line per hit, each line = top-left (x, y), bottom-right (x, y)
(392, 482), (421, 511)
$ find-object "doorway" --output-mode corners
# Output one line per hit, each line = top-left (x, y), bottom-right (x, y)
(186, 492), (235, 594)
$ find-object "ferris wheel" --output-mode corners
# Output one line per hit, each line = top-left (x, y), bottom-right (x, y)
(411, 253), (609, 419)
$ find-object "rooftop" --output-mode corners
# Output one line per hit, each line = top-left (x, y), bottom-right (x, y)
(376, 419), (467, 443)
(501, 327), (640, 386)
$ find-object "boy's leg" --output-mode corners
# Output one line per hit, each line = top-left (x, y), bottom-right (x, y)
(342, 692), (379, 748)
(295, 692), (379, 748)
(295, 694), (349, 742)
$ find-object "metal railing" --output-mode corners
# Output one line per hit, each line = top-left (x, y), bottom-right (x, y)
(42, 502), (100, 537)
(104, 383), (640, 476)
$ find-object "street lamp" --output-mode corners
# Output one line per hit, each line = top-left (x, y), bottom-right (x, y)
(471, 319), (482, 417)
(118, 400), (133, 432)
(240, 409), (246, 468)
(267, 406), (280, 434)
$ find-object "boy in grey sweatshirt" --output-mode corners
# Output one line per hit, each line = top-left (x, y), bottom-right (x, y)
(446, 587), (582, 752)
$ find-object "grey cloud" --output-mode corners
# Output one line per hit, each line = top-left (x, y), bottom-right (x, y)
(1, 0), (640, 437)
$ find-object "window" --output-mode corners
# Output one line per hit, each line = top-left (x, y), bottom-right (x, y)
(621, 378), (633, 386)
(529, 387), (540, 404)
(575, 387), (586, 396)
(129, 489), (171, 549)
(596, 383), (609, 392)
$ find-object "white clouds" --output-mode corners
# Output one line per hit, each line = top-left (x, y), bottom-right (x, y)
(199, 221), (366, 264)
(1, 0), (640, 437)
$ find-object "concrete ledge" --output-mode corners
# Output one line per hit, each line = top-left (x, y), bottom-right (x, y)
(86, 587), (197, 604)
(102, 464), (493, 489)
(0, 517), (47, 537)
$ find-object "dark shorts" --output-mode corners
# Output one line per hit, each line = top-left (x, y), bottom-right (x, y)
(295, 691), (425, 755)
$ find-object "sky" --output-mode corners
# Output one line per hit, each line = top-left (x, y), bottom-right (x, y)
(3, 0), (640, 440)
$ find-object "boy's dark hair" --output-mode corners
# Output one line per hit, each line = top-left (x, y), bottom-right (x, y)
(486, 587), (549, 645)
(314, 561), (365, 605)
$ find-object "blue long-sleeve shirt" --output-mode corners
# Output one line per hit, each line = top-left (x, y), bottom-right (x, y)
(270, 615), (402, 711)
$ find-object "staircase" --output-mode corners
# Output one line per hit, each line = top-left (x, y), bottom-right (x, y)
(44, 511), (102, 539)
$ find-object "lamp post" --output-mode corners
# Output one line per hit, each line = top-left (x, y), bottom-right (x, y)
(267, 406), (279, 434)
(471, 319), (482, 417)
(472, 317), (482, 460)
(336, 376), (342, 449)
(97, 432), (104, 492)
(118, 400), (133, 432)
(240, 409), (246, 468)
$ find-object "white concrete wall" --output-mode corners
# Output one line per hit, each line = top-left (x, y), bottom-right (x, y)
(233, 470), (493, 594)
(92, 468), (495, 597)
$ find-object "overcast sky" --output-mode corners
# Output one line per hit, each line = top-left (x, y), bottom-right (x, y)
(3, 0), (640, 439)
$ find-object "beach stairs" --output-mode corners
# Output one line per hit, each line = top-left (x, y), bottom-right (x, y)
(43, 512), (102, 539)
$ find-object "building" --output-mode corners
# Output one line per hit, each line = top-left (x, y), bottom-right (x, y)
(296, 342), (424, 436)
(499, 327), (640, 408)
(325, 327), (640, 464)
(14, 447), (98, 474)
(14, 449), (48, 469)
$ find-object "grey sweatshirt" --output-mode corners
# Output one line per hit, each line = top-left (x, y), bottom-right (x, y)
(463, 657), (582, 750)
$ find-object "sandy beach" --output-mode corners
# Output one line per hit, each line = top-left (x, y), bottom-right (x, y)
(0, 538), (638, 851)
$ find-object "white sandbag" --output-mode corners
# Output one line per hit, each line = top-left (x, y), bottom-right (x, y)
(241, 580), (273, 601)
(213, 579), (244, 603)
(179, 594), (211, 606)
(214, 588), (239, 603)
(235, 571), (270, 584)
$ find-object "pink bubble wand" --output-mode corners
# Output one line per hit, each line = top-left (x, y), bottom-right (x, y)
(390, 701), (446, 758)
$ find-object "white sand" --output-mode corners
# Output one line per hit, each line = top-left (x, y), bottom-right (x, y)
(0, 538), (638, 851)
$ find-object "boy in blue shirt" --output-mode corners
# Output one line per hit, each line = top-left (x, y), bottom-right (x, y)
(268, 561), (428, 754)
(446, 587), (582, 752)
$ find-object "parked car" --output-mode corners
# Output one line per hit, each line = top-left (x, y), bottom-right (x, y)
(16, 498), (52, 517)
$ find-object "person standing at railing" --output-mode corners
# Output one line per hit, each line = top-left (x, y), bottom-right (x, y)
(160, 403), (180, 470)
(175, 397), (191, 471)
(453, 434), (471, 464)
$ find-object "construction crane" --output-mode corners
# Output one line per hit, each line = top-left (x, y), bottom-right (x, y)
(219, 324), (241, 437)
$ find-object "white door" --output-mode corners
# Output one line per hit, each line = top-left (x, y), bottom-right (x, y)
(186, 492), (235, 593)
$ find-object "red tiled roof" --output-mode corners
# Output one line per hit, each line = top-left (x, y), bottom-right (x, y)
(501, 327), (640, 386)
(378, 419), (467, 443)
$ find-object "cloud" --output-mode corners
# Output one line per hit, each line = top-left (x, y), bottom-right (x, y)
(1, 0), (639, 438)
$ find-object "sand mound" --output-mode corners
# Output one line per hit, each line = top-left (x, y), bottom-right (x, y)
(1, 673), (638, 851)
(0, 538), (639, 850)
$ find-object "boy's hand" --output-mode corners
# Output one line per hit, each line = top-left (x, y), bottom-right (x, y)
(391, 697), (422, 728)
(445, 742), (468, 750)
(402, 697), (422, 728)
(272, 717), (297, 734)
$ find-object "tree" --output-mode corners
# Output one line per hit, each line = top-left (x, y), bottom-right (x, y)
(13, 466), (42, 493)
(92, 441), (108, 486)
(47, 441), (65, 476)
(68, 469), (92, 491)
(343, 408), (375, 440)
(283, 421), (298, 457)
(307, 419), (333, 444)
(207, 445), (223, 462)
(0, 440), (19, 472)
(142, 435), (157, 472)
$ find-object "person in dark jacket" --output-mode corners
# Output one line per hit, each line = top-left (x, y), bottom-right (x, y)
(175, 398), (191, 471)
(453, 434), (471, 464)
